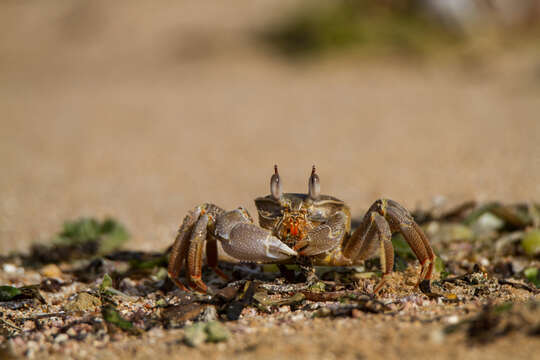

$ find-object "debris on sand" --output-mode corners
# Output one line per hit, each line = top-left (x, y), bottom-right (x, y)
(0, 201), (539, 357)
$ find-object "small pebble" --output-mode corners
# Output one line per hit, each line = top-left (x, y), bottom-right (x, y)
(430, 329), (445, 344)
(198, 305), (218, 322)
(64, 293), (101, 312)
(480, 258), (490, 267)
(40, 264), (62, 278)
(54, 334), (69, 343)
(2, 263), (19, 274)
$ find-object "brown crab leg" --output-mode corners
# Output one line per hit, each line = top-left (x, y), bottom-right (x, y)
(344, 199), (435, 292)
(400, 222), (435, 284)
(382, 200), (435, 284)
(206, 236), (229, 281)
(343, 214), (380, 261)
(168, 207), (202, 291)
(343, 212), (394, 293)
(168, 204), (228, 293)
(371, 213), (394, 293)
(186, 213), (210, 293)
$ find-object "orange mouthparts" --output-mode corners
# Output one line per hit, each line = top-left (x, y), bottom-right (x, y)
(289, 222), (299, 237)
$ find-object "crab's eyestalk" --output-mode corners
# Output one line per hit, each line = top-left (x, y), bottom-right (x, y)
(308, 165), (320, 199)
(270, 165), (282, 200)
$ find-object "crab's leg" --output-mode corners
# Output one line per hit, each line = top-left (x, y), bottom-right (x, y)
(206, 235), (229, 281)
(293, 211), (349, 256)
(186, 213), (210, 293)
(201, 205), (229, 280)
(168, 204), (226, 292)
(169, 205), (297, 293)
(383, 199), (435, 284)
(344, 199), (434, 292)
(344, 212), (394, 293)
(168, 207), (202, 291)
(400, 221), (435, 285)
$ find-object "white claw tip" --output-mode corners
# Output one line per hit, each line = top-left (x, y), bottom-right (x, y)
(274, 241), (298, 257)
(264, 235), (297, 259)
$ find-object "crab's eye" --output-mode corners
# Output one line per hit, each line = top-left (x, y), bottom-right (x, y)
(270, 165), (282, 200)
(308, 165), (320, 199)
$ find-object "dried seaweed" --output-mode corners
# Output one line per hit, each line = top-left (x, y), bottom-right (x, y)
(223, 281), (256, 321)
(0, 285), (45, 304)
(22, 217), (129, 266)
(161, 304), (214, 328)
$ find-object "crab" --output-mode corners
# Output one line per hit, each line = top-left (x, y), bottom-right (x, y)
(168, 165), (435, 294)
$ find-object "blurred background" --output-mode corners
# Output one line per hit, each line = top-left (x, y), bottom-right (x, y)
(1, 0), (539, 253)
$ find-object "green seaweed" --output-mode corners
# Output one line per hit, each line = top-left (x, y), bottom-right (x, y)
(259, 0), (461, 58)
(392, 233), (415, 260)
(128, 256), (167, 270)
(99, 273), (113, 292)
(183, 322), (207, 347)
(102, 305), (136, 332)
(494, 302), (513, 314)
(434, 257), (449, 279)
(0, 286), (22, 301)
(524, 268), (540, 288)
(204, 321), (231, 343)
(99, 273), (129, 298)
(55, 217), (129, 255)
(183, 321), (230, 347)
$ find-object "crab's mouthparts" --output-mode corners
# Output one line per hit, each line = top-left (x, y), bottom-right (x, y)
(289, 222), (300, 237)
(284, 218), (306, 239)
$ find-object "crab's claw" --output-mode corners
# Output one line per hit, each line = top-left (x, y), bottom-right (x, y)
(215, 208), (297, 263)
(294, 210), (349, 256)
(220, 223), (297, 263)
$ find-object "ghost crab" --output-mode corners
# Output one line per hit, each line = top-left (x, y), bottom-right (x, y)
(168, 166), (435, 294)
